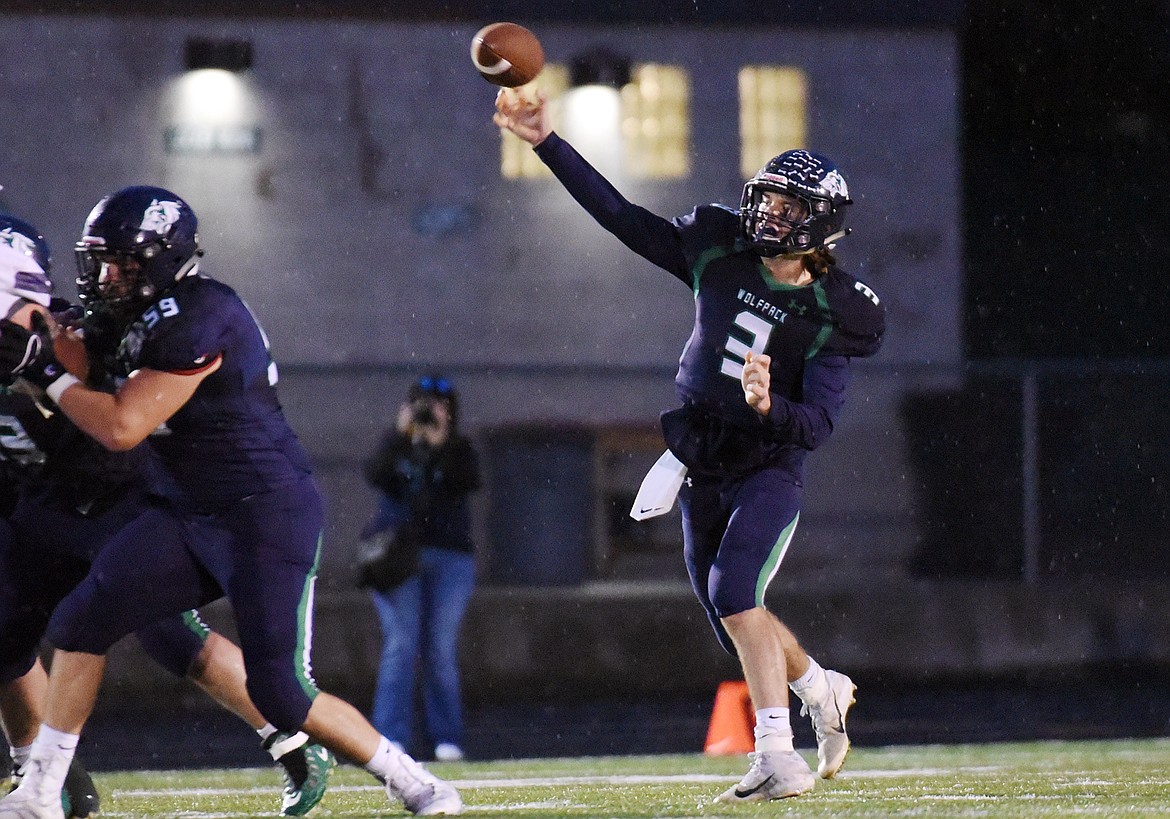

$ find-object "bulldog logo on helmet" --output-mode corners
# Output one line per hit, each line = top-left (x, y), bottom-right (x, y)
(140, 199), (183, 235)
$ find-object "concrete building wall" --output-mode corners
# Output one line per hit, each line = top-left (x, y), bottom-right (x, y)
(0, 14), (963, 585)
(1, 15), (976, 705)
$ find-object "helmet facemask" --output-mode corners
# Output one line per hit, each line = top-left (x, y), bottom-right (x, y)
(741, 184), (823, 256)
(76, 245), (149, 318)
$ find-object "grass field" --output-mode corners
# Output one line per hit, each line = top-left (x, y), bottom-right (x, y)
(77, 738), (1170, 817)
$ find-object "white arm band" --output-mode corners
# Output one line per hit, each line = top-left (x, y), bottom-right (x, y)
(45, 373), (81, 404)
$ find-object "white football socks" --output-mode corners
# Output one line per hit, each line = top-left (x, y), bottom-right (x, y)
(256, 723), (278, 743)
(364, 735), (401, 782)
(753, 706), (794, 752)
(790, 656), (830, 706)
(9, 743), (31, 772)
(26, 725), (78, 797)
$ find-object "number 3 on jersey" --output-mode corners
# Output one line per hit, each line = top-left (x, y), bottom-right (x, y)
(720, 310), (773, 379)
(241, 299), (279, 387)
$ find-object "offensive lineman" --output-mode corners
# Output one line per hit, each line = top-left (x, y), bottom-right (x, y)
(0, 214), (333, 816)
(0, 190), (461, 817)
(494, 90), (885, 802)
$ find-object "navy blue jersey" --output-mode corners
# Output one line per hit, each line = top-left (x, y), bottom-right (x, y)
(114, 273), (313, 511)
(0, 389), (48, 515)
(534, 132), (886, 478)
(0, 387), (144, 518)
(669, 204), (883, 418)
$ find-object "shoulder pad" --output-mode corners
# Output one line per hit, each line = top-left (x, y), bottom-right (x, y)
(822, 269), (886, 358)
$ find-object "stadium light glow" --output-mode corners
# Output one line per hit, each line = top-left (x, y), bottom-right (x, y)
(165, 69), (261, 154)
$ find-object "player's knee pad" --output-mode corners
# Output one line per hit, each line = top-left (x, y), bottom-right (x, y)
(710, 582), (755, 625)
(710, 584), (762, 656)
(0, 645), (39, 686)
(245, 660), (316, 733)
(687, 585), (739, 657)
(0, 604), (48, 684)
(45, 577), (127, 655)
(137, 614), (209, 678)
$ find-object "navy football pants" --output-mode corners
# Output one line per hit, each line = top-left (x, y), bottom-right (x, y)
(0, 486), (206, 685)
(48, 477), (324, 731)
(680, 466), (802, 656)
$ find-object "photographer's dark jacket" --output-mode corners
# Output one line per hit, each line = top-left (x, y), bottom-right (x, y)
(363, 433), (480, 553)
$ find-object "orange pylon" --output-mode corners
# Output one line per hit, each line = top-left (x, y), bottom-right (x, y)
(703, 680), (755, 755)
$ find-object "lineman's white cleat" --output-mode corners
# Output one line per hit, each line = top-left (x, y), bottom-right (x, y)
(384, 753), (463, 815)
(802, 669), (857, 778)
(714, 750), (815, 803)
(0, 763), (65, 819)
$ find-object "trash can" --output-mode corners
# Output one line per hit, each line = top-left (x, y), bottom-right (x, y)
(482, 424), (594, 585)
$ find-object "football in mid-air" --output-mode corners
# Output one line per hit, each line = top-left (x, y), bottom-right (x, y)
(470, 22), (544, 87)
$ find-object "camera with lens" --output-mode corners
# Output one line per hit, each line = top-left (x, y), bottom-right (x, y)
(410, 399), (438, 427)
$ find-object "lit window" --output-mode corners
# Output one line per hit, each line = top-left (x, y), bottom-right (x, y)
(623, 64), (689, 179)
(739, 66), (807, 178)
(500, 65), (569, 179)
(501, 63), (690, 180)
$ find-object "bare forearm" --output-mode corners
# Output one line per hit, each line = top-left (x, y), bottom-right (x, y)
(55, 363), (214, 450)
(56, 383), (152, 450)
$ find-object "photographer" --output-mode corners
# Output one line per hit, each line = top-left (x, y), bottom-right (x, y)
(358, 375), (480, 763)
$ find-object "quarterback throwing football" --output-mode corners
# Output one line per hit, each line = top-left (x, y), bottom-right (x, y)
(495, 89), (885, 802)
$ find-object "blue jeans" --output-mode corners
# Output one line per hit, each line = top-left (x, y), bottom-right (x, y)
(369, 546), (476, 749)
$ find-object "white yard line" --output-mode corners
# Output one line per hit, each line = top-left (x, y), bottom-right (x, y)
(112, 765), (1003, 799)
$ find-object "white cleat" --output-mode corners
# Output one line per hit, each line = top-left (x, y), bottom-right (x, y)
(802, 669), (857, 778)
(385, 752), (463, 815)
(434, 743), (465, 763)
(0, 770), (65, 819)
(714, 750), (815, 803)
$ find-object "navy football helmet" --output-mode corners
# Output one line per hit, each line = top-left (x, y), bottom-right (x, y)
(740, 149), (852, 256)
(74, 185), (200, 321)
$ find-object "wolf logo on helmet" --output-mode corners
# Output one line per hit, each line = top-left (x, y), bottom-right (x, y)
(819, 170), (849, 200)
(0, 215), (53, 318)
(0, 215), (52, 274)
(740, 149), (853, 257)
(1, 229), (41, 265)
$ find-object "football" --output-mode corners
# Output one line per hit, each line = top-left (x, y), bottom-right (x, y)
(470, 22), (544, 88)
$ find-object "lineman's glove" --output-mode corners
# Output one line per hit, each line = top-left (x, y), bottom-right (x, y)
(0, 312), (68, 390)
